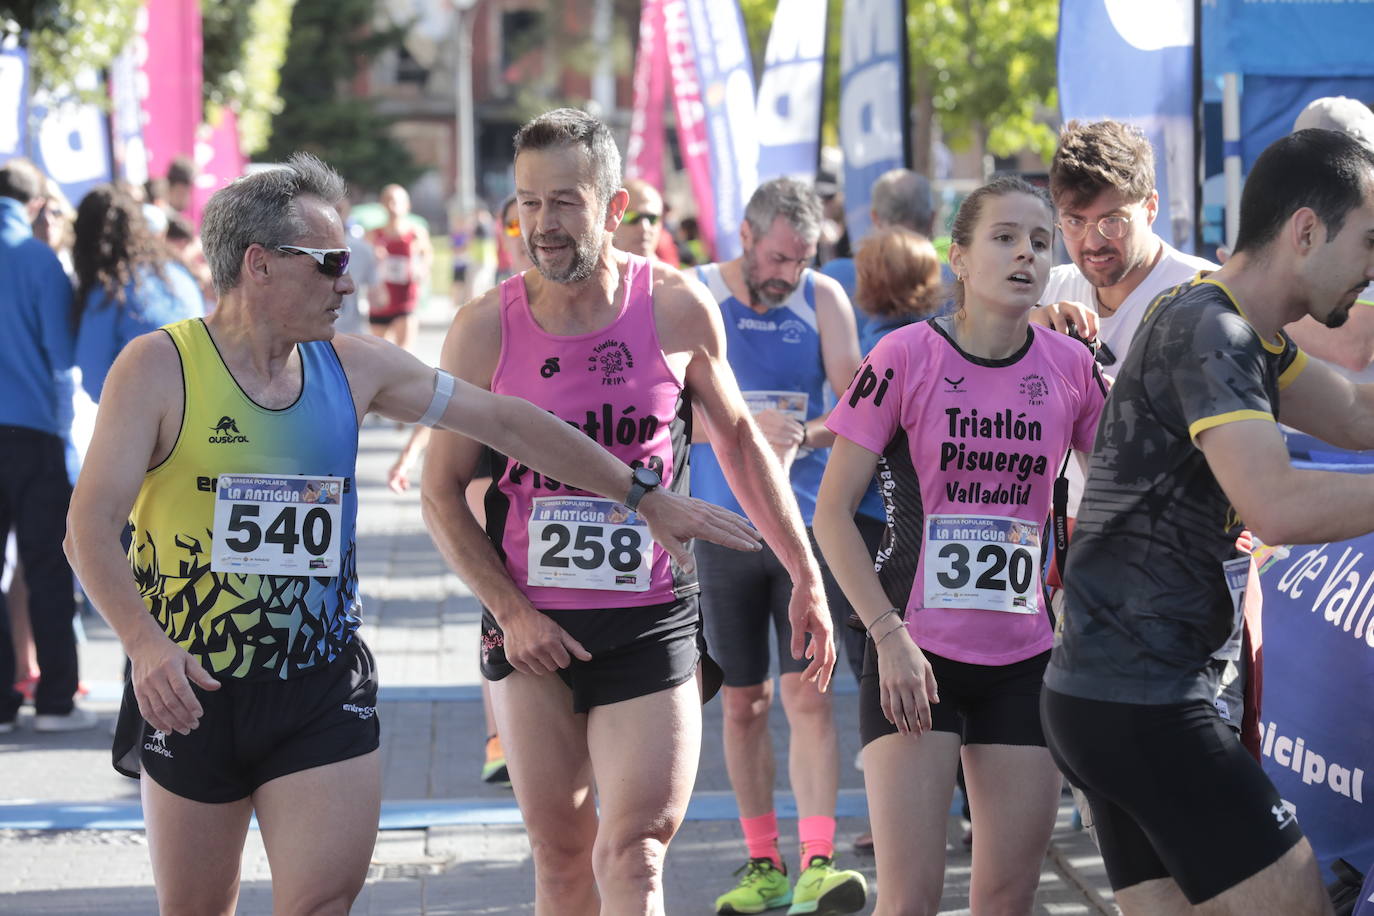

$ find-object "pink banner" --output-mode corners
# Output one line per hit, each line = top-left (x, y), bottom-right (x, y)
(625, 0), (668, 187)
(140, 0), (202, 189)
(193, 108), (247, 218)
(662, 0), (717, 261)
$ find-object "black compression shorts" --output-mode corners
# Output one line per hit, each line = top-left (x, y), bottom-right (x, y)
(860, 646), (1050, 747)
(113, 637), (380, 804)
(1041, 687), (1304, 903)
(479, 595), (719, 713)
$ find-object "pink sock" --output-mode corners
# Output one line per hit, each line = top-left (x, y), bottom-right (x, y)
(798, 815), (836, 864)
(741, 811), (783, 869)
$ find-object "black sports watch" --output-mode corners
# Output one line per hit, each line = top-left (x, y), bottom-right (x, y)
(625, 466), (661, 511)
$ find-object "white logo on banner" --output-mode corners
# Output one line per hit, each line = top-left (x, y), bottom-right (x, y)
(1104, 0), (1192, 50)
(756, 0), (826, 152)
(840, 0), (903, 171)
(35, 70), (108, 185)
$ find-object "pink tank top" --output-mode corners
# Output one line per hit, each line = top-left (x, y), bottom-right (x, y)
(826, 318), (1107, 665)
(488, 255), (695, 610)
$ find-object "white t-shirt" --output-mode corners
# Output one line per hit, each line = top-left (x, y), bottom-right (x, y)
(1041, 237), (1217, 514)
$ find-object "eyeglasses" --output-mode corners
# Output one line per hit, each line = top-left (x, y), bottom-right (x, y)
(277, 245), (351, 277)
(503, 217), (521, 238)
(623, 210), (661, 226)
(1057, 215), (1133, 241)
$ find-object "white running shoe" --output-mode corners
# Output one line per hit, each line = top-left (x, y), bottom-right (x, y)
(34, 705), (99, 732)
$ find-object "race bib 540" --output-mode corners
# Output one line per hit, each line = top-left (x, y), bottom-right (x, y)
(212, 474), (343, 576)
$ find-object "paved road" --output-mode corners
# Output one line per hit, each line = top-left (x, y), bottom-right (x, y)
(0, 308), (1119, 914)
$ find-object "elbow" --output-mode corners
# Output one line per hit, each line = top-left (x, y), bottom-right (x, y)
(62, 519), (79, 572)
(1241, 507), (1300, 549)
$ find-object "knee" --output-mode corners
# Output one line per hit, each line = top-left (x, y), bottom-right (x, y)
(722, 685), (771, 727)
(592, 822), (674, 889)
(529, 830), (595, 888)
(780, 679), (832, 721)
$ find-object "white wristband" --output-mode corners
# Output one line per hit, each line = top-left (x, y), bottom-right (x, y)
(418, 369), (455, 428)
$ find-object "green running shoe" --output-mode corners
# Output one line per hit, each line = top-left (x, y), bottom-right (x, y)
(481, 735), (510, 786)
(786, 855), (867, 915)
(715, 857), (792, 914)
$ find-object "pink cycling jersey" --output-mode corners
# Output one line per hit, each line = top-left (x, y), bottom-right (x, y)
(826, 317), (1106, 665)
(487, 255), (694, 610)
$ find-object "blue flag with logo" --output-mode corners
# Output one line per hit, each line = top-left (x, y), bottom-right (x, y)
(29, 70), (112, 207)
(1058, 0), (1195, 251)
(683, 0), (759, 261)
(838, 0), (908, 245)
(756, 0), (828, 185)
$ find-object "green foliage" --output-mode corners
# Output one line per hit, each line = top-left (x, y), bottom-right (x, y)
(6, 0), (142, 100)
(201, 0), (297, 154)
(261, 0), (422, 192)
(907, 0), (1059, 161)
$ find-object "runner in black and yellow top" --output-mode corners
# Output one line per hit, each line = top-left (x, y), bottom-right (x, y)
(64, 153), (759, 916)
(1043, 130), (1374, 915)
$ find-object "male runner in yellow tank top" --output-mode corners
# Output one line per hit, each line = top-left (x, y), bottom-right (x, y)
(64, 152), (761, 916)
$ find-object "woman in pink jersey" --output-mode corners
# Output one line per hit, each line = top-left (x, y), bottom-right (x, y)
(814, 176), (1107, 915)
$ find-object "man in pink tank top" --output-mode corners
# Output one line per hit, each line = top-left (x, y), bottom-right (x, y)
(421, 108), (838, 915)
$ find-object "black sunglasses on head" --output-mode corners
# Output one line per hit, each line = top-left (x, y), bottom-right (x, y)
(277, 245), (351, 277)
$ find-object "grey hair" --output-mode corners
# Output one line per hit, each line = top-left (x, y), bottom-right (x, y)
(513, 108), (622, 215)
(201, 152), (347, 295)
(871, 168), (934, 234)
(743, 177), (823, 244)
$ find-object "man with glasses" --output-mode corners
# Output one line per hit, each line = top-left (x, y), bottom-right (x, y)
(612, 178), (666, 261)
(1043, 120), (1215, 369)
(64, 152), (760, 915)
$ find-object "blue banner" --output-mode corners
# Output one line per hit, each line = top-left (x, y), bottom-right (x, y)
(1240, 76), (1374, 173)
(838, 0), (908, 245)
(29, 69), (111, 207)
(1256, 535), (1374, 880)
(0, 41), (27, 162)
(755, 0), (828, 185)
(1058, 0), (1195, 251)
(683, 0), (758, 261)
(1205, 0), (1374, 79)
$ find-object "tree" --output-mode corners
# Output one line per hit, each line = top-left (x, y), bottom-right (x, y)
(202, 0), (296, 155)
(906, 0), (1058, 172)
(4, 0), (142, 99)
(261, 0), (422, 192)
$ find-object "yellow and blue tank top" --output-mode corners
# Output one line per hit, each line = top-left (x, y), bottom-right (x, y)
(128, 318), (360, 681)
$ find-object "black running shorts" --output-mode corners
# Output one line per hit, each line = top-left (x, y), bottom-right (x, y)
(696, 529), (856, 687)
(479, 595), (718, 713)
(112, 637), (380, 804)
(1041, 687), (1304, 904)
(860, 647), (1050, 748)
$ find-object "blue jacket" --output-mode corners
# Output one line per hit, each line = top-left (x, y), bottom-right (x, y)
(76, 262), (205, 402)
(0, 197), (75, 436)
